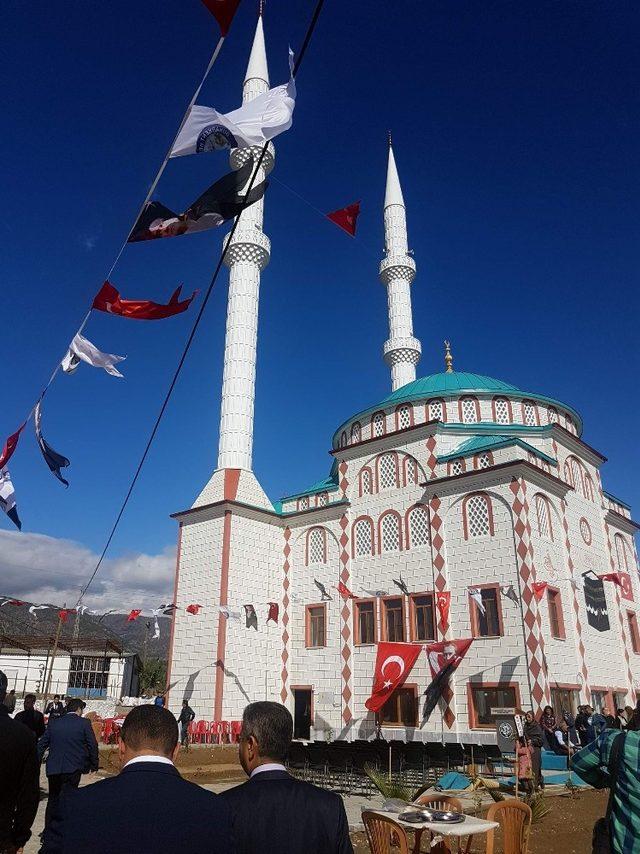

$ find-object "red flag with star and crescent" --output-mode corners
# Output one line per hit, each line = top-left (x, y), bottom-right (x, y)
(0, 423), (26, 469)
(93, 282), (196, 320)
(435, 591), (451, 628)
(600, 572), (623, 588)
(532, 581), (548, 601)
(365, 641), (422, 713)
(326, 201), (361, 237)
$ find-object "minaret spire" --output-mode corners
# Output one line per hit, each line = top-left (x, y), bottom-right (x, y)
(216, 11), (274, 475)
(379, 138), (421, 391)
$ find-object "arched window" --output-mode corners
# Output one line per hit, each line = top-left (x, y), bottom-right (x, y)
(360, 468), (373, 496)
(563, 459), (574, 487)
(463, 494), (493, 539)
(396, 404), (413, 431)
(353, 518), (374, 557)
(570, 458), (582, 494)
(372, 412), (386, 437)
(493, 397), (511, 425)
(306, 527), (326, 565)
(351, 422), (361, 444)
(583, 473), (595, 502)
(565, 418), (576, 435)
(448, 458), (465, 476)
(523, 400), (538, 426)
(380, 512), (401, 553)
(547, 406), (558, 424)
(460, 397), (479, 424)
(378, 453), (398, 491)
(615, 534), (630, 572)
(475, 452), (493, 470)
(299, 496), (309, 511)
(535, 495), (553, 540)
(403, 456), (419, 486)
(407, 505), (429, 548)
(340, 431), (347, 448)
(428, 399), (445, 422)
(317, 492), (328, 507)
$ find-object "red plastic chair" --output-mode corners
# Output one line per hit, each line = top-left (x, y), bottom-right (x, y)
(220, 721), (230, 743)
(186, 721), (196, 745)
(211, 721), (223, 744)
(195, 720), (209, 744)
(230, 720), (242, 743)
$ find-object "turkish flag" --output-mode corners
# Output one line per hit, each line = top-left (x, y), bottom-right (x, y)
(326, 201), (361, 237)
(267, 602), (279, 624)
(532, 582), (548, 601)
(619, 573), (634, 601)
(365, 642), (422, 713)
(600, 572), (623, 588)
(93, 282), (196, 320)
(58, 608), (76, 622)
(200, 0), (241, 35)
(423, 638), (473, 722)
(127, 609), (142, 622)
(336, 582), (356, 599)
(186, 604), (202, 615)
(436, 591), (451, 628)
(8, 600), (26, 606)
(0, 423), (26, 469)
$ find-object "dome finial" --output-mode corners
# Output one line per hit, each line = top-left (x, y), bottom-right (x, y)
(444, 340), (454, 373)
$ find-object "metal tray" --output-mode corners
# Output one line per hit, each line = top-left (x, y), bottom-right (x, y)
(400, 809), (466, 824)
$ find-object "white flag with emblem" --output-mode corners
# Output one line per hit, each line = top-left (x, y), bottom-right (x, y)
(61, 333), (126, 378)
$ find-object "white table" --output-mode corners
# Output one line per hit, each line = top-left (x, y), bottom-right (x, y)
(372, 809), (499, 853)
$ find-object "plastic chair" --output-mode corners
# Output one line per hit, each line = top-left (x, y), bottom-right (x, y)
(230, 720), (243, 743)
(485, 799), (532, 854)
(186, 721), (196, 745)
(195, 720), (210, 744)
(413, 795), (464, 854)
(363, 810), (410, 854)
(211, 721), (224, 744)
(220, 720), (231, 743)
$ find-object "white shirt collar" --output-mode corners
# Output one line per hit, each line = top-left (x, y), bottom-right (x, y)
(124, 755), (174, 769)
(250, 762), (287, 778)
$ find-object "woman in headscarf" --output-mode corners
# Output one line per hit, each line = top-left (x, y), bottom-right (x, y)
(539, 705), (556, 751)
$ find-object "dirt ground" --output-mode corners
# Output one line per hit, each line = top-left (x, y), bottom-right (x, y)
(99, 744), (245, 783)
(351, 789), (607, 853)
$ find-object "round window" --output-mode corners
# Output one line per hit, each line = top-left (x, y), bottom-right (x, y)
(580, 517), (592, 546)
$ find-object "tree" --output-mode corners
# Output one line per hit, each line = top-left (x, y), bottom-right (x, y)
(138, 658), (166, 697)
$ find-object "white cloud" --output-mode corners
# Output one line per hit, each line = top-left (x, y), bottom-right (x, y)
(0, 530), (175, 612)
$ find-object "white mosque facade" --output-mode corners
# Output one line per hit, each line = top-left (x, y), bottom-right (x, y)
(166, 16), (640, 743)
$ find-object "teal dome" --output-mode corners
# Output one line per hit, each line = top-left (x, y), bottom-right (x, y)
(382, 372), (519, 404)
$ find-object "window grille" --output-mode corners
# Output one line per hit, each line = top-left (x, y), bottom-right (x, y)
(300, 496), (309, 510)
(379, 454), (397, 490)
(570, 459), (582, 494)
(361, 469), (372, 495)
(340, 432), (347, 448)
(429, 400), (443, 422)
(397, 405), (412, 430)
(494, 398), (510, 424)
(408, 506), (429, 547)
(535, 496), (551, 539)
(615, 534), (629, 571)
(477, 453), (491, 469)
(523, 401), (536, 426)
(68, 656), (110, 695)
(405, 457), (418, 485)
(584, 475), (594, 502)
(307, 528), (325, 564)
(466, 495), (491, 537)
(373, 412), (385, 437)
(461, 397), (478, 424)
(548, 407), (558, 424)
(450, 458), (465, 476)
(381, 513), (401, 552)
(354, 520), (373, 556)
(317, 492), (328, 507)
(351, 422), (361, 444)
(580, 518), (591, 545)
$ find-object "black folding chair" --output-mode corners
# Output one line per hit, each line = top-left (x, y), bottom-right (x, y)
(286, 741), (309, 780)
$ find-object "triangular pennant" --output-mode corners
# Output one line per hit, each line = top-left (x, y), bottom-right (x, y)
(326, 201), (360, 236)
(34, 401), (70, 487)
(93, 281), (196, 320)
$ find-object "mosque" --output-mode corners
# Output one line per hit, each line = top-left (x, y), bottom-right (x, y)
(166, 14), (640, 743)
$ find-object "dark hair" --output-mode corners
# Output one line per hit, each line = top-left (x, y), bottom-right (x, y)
(242, 701), (292, 762)
(121, 704), (178, 756)
(53, 695), (60, 700)
(24, 693), (36, 702)
(66, 699), (86, 713)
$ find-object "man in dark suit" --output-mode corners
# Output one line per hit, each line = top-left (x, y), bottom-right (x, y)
(42, 703), (234, 853)
(37, 698), (99, 830)
(0, 670), (40, 853)
(220, 701), (353, 854)
(44, 696), (65, 722)
(14, 694), (45, 740)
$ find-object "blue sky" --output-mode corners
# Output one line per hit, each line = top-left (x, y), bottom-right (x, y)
(1, 0), (638, 607)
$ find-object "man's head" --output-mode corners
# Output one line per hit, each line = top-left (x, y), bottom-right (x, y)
(238, 701), (293, 776)
(182, 700), (188, 707)
(585, 705), (594, 715)
(66, 699), (86, 716)
(119, 704), (179, 766)
(24, 694), (36, 711)
(0, 670), (7, 705)
(53, 694), (60, 702)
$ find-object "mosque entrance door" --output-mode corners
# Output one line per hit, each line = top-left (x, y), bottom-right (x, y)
(293, 688), (312, 740)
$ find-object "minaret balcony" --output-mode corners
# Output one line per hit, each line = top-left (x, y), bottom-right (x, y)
(223, 228), (271, 270)
(230, 142), (275, 175)
(379, 254), (416, 285)
(383, 336), (422, 366)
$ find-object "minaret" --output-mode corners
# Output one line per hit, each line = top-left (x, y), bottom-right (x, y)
(379, 137), (421, 391)
(217, 13), (273, 474)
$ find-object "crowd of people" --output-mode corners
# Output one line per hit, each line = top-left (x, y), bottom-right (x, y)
(2, 667), (640, 854)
